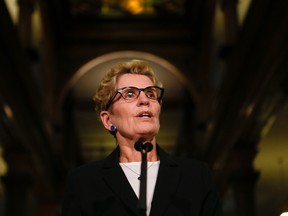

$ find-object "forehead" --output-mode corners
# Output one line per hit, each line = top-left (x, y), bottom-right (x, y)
(116, 74), (153, 88)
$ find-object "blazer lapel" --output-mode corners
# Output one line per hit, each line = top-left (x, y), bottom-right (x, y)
(101, 147), (140, 215)
(150, 146), (180, 216)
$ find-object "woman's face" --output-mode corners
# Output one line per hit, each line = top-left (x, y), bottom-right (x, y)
(109, 74), (161, 141)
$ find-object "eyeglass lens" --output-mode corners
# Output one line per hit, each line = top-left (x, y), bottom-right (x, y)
(120, 86), (161, 100)
(105, 86), (163, 110)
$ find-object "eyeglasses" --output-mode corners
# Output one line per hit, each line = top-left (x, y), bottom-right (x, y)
(105, 86), (164, 110)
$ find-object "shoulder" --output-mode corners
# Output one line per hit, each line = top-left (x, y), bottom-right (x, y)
(171, 155), (213, 178)
(158, 145), (211, 172)
(158, 146), (215, 181)
(65, 159), (105, 183)
(169, 156), (218, 193)
(174, 155), (210, 169)
(66, 146), (119, 180)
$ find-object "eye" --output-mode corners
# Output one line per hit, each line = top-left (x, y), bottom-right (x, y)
(122, 88), (138, 99)
(145, 88), (157, 99)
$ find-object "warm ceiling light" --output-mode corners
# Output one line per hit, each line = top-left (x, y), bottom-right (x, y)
(121, 0), (144, 14)
(280, 212), (288, 216)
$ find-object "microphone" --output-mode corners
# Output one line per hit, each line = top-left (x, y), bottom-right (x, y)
(134, 139), (153, 215)
(134, 140), (153, 153)
(134, 140), (143, 152)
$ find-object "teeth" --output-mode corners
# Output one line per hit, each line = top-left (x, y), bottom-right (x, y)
(141, 113), (150, 117)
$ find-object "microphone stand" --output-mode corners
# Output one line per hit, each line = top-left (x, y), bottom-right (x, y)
(134, 140), (153, 216)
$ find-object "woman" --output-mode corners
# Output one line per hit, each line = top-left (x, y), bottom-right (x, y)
(61, 60), (222, 216)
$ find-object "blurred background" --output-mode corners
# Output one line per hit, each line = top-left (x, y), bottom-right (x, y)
(0, 0), (288, 215)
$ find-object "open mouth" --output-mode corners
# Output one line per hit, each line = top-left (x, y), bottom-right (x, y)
(137, 111), (152, 118)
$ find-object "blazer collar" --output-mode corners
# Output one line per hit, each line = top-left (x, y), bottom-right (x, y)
(101, 145), (180, 216)
(101, 146), (140, 215)
(149, 146), (180, 216)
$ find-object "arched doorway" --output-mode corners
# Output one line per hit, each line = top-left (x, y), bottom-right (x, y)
(59, 51), (197, 164)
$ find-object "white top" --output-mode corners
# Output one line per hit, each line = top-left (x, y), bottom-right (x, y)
(119, 161), (160, 216)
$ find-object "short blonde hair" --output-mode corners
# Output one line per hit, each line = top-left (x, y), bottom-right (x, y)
(93, 60), (163, 118)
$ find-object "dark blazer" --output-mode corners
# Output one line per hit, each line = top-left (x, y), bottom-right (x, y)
(61, 145), (222, 216)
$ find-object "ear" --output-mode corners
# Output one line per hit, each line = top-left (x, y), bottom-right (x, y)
(100, 110), (112, 131)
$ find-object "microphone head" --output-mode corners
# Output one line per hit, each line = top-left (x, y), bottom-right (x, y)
(134, 140), (143, 152)
(144, 142), (153, 152)
(134, 140), (153, 153)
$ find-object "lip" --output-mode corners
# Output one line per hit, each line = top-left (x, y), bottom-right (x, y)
(136, 111), (153, 118)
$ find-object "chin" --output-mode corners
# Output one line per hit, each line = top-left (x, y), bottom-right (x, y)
(135, 124), (159, 137)
(138, 129), (158, 138)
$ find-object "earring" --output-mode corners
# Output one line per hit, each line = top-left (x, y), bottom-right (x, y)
(110, 125), (116, 132)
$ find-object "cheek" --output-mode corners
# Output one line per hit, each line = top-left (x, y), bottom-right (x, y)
(156, 117), (161, 129)
(112, 109), (132, 127)
(153, 107), (161, 126)
(155, 106), (162, 119)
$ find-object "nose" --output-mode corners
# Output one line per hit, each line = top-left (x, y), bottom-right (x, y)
(137, 90), (150, 106)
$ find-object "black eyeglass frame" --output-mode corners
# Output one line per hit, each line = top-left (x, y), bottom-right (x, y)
(105, 86), (164, 110)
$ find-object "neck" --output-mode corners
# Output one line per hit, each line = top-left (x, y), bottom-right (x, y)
(117, 137), (158, 163)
